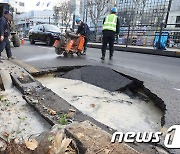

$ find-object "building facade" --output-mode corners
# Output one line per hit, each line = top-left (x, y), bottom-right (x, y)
(0, 0), (25, 13)
(116, 0), (171, 26)
(14, 10), (55, 36)
(167, 0), (180, 28)
(167, 0), (180, 45)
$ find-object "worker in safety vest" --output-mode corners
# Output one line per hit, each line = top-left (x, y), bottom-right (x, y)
(101, 7), (120, 60)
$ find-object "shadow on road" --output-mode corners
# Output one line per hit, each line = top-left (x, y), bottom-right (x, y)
(56, 55), (87, 60)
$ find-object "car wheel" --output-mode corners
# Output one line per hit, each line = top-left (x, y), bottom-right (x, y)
(29, 36), (35, 44)
(46, 36), (52, 46)
(55, 47), (63, 55)
(63, 52), (68, 57)
(12, 34), (20, 47)
(77, 52), (81, 57)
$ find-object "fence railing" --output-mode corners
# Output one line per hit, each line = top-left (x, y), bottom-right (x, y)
(89, 23), (180, 49)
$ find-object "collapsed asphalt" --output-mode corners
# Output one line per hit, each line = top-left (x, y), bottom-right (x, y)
(60, 66), (133, 91)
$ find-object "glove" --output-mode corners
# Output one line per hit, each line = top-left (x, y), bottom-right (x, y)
(0, 35), (4, 41)
(116, 34), (119, 40)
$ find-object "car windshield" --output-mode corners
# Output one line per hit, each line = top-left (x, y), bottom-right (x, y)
(44, 25), (60, 31)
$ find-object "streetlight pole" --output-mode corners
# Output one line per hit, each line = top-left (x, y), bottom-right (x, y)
(72, 14), (75, 30)
(165, 0), (172, 28)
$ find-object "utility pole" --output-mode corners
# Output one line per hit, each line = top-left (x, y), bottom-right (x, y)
(49, 16), (50, 24)
(165, 0), (172, 28)
(72, 14), (75, 30)
(72, 0), (76, 30)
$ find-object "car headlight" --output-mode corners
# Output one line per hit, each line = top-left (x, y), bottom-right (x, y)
(51, 33), (58, 37)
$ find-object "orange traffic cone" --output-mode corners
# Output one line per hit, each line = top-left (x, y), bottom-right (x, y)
(21, 37), (25, 45)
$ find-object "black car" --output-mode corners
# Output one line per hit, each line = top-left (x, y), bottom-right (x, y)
(29, 24), (61, 46)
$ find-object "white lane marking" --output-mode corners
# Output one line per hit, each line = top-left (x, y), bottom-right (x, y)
(37, 46), (54, 50)
(24, 54), (57, 62)
(174, 88), (180, 91)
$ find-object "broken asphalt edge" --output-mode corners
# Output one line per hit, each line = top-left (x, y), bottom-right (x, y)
(0, 73), (5, 91)
(113, 69), (166, 126)
(87, 43), (180, 58)
(7, 60), (170, 153)
(30, 65), (91, 77)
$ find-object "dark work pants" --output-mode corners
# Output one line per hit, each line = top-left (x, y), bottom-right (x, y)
(84, 37), (89, 52)
(102, 31), (115, 57)
(0, 37), (12, 58)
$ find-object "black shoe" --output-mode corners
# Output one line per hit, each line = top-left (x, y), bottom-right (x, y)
(101, 57), (105, 60)
(0, 57), (5, 60)
(109, 56), (113, 60)
(8, 56), (15, 60)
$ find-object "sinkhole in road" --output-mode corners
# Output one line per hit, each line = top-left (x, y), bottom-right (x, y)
(35, 66), (164, 133)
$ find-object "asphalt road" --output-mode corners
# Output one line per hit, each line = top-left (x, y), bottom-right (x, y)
(8, 41), (180, 128)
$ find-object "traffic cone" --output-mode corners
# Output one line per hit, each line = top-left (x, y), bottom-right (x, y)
(21, 37), (25, 45)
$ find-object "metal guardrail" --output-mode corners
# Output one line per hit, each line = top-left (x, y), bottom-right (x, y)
(89, 23), (180, 49)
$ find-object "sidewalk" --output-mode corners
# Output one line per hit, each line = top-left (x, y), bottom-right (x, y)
(88, 42), (180, 58)
(0, 60), (50, 141)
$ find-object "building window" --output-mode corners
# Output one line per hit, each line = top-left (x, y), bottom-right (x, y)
(175, 16), (180, 27)
(119, 0), (123, 4)
(117, 0), (170, 26)
(19, 2), (25, 7)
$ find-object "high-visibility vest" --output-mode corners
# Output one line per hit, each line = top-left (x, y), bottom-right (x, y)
(103, 14), (118, 32)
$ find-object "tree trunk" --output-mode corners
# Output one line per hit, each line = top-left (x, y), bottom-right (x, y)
(94, 25), (98, 42)
(131, 0), (139, 45)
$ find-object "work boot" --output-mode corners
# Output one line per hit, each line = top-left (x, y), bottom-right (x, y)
(109, 56), (113, 60)
(82, 48), (87, 55)
(81, 51), (86, 55)
(0, 58), (3, 63)
(0, 56), (5, 60)
(8, 56), (15, 60)
(100, 56), (105, 60)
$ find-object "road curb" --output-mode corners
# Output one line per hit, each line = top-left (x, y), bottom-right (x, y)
(87, 43), (180, 58)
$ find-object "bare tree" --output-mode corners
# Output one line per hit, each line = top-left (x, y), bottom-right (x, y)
(130, 0), (147, 42)
(53, 6), (60, 25)
(54, 1), (74, 30)
(132, 0), (147, 26)
(86, 0), (111, 39)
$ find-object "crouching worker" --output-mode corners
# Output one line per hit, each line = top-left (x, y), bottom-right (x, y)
(76, 18), (90, 55)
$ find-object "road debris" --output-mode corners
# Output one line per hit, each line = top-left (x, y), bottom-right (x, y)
(0, 125), (76, 154)
(0, 121), (143, 154)
(25, 139), (38, 150)
(0, 88), (50, 144)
